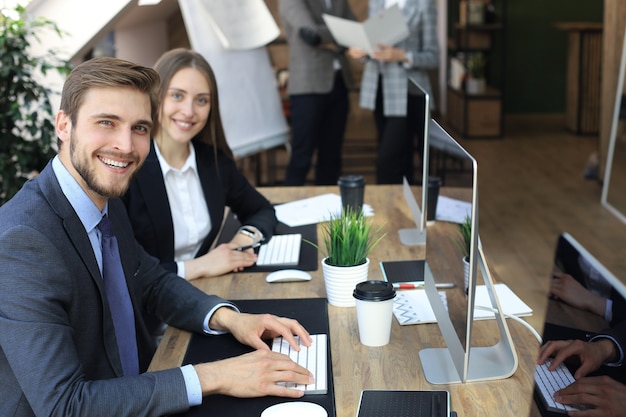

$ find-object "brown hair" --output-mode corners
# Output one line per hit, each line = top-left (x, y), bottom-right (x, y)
(153, 48), (233, 159)
(59, 57), (160, 133)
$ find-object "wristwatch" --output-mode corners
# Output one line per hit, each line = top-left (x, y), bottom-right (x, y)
(237, 226), (264, 243)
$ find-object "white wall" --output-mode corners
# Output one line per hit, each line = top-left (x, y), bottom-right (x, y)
(115, 20), (169, 67)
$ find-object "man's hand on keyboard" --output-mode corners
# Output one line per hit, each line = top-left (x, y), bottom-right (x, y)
(210, 308), (312, 352)
(538, 339), (615, 379)
(554, 375), (626, 416)
(194, 349), (314, 398)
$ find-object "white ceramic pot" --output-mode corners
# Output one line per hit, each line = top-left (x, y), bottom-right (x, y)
(463, 256), (470, 295)
(321, 257), (370, 307)
(466, 78), (486, 95)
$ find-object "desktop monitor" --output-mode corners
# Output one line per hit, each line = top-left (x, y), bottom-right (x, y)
(397, 76), (431, 246)
(418, 119), (518, 384)
(532, 233), (626, 415)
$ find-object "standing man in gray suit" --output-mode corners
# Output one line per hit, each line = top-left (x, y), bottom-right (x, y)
(349, 0), (439, 184)
(280, 0), (356, 186)
(0, 57), (314, 417)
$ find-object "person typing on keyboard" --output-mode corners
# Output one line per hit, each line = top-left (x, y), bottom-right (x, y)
(537, 320), (626, 416)
(122, 49), (278, 284)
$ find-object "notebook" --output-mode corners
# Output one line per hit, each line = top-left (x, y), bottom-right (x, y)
(179, 298), (334, 417)
(392, 283), (532, 325)
(379, 260), (425, 284)
(356, 390), (451, 417)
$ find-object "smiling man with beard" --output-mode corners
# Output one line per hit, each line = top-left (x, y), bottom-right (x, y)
(0, 57), (313, 417)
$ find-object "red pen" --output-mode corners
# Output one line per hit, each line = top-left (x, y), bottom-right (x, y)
(392, 282), (455, 289)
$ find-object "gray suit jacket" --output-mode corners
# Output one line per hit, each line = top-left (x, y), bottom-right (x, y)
(279, 0), (355, 95)
(0, 161), (231, 417)
(359, 0), (439, 116)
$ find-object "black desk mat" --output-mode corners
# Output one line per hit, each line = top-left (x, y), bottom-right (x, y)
(216, 211), (319, 272)
(176, 298), (334, 417)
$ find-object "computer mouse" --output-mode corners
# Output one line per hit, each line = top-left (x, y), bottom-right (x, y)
(261, 401), (327, 417)
(265, 269), (312, 283)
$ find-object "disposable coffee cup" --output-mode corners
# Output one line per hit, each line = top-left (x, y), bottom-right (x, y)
(427, 176), (441, 222)
(338, 175), (365, 214)
(353, 280), (396, 347)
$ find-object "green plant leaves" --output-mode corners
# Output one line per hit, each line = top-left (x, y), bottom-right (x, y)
(0, 5), (71, 204)
(307, 207), (386, 267)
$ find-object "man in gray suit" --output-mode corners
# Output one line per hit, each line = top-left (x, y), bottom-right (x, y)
(0, 57), (313, 417)
(280, 0), (355, 186)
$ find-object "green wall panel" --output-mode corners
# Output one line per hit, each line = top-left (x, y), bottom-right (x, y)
(503, 0), (603, 114)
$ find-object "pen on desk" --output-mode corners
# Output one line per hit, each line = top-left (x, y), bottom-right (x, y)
(392, 282), (456, 289)
(235, 242), (261, 252)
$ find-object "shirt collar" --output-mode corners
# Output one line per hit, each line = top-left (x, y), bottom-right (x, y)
(154, 141), (198, 177)
(52, 156), (106, 234)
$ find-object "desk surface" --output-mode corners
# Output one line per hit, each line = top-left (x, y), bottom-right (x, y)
(149, 185), (541, 417)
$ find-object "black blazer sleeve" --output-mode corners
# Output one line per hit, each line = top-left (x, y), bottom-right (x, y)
(122, 141), (277, 273)
(598, 319), (626, 361)
(195, 143), (277, 257)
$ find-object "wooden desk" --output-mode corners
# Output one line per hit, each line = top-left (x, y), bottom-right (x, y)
(149, 185), (541, 417)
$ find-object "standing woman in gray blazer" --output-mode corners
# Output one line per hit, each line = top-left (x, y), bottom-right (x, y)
(349, 0), (439, 184)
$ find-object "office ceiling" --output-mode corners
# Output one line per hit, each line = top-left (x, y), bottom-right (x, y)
(115, 0), (179, 29)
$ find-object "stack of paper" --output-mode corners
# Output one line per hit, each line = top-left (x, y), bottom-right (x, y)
(322, 4), (409, 54)
(201, 0), (279, 50)
(392, 283), (532, 325)
(274, 194), (374, 227)
(435, 195), (472, 224)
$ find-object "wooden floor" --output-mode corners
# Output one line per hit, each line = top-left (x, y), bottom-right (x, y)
(238, 113), (626, 333)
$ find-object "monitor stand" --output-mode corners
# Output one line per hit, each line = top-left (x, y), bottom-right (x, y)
(398, 228), (426, 246)
(419, 244), (518, 384)
(398, 177), (426, 246)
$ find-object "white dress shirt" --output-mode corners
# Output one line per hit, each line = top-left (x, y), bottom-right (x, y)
(154, 142), (210, 279)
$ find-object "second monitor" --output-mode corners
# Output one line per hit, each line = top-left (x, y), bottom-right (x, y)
(418, 119), (518, 384)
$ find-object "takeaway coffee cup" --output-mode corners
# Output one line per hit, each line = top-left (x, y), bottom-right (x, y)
(353, 280), (396, 347)
(427, 176), (441, 221)
(338, 175), (365, 214)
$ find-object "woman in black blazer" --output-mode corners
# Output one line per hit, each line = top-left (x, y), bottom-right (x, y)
(123, 49), (277, 281)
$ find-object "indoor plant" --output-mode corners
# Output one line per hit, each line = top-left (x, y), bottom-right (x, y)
(452, 214), (472, 293)
(308, 208), (386, 307)
(465, 52), (486, 94)
(0, 5), (71, 205)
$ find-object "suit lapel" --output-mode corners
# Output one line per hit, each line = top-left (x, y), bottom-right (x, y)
(135, 143), (176, 259)
(38, 163), (126, 375)
(39, 164), (102, 284)
(194, 142), (222, 256)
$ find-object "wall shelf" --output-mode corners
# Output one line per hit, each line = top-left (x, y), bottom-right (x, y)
(446, 0), (505, 138)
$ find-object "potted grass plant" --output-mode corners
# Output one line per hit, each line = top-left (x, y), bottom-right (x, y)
(308, 207), (386, 307)
(452, 215), (472, 294)
(465, 52), (486, 94)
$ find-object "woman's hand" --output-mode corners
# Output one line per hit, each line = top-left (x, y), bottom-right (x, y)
(183, 243), (257, 280)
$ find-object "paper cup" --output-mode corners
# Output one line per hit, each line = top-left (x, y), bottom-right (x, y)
(353, 281), (396, 346)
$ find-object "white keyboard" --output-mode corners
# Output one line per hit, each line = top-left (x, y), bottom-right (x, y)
(271, 334), (327, 395)
(535, 358), (587, 413)
(257, 234), (302, 266)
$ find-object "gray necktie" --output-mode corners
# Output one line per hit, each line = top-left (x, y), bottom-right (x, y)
(99, 215), (139, 376)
